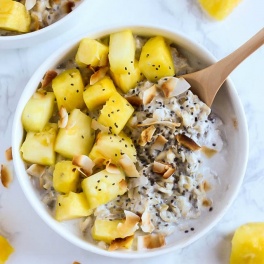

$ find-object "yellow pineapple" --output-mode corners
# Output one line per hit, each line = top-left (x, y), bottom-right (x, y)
(81, 168), (127, 209)
(139, 36), (175, 82)
(53, 160), (80, 194)
(52, 69), (85, 112)
(55, 192), (93, 221)
(83, 76), (117, 110)
(97, 92), (134, 134)
(0, 0), (31, 33)
(0, 235), (14, 264)
(21, 123), (58, 166)
(22, 92), (55, 132)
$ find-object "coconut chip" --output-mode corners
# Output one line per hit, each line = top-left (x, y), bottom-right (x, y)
(5, 147), (12, 161)
(119, 154), (140, 178)
(41, 70), (57, 88)
(91, 119), (109, 133)
(152, 161), (176, 179)
(141, 210), (155, 233)
(117, 210), (140, 237)
(176, 134), (201, 151)
(108, 236), (134, 251)
(72, 155), (95, 176)
(26, 164), (46, 177)
(0, 164), (12, 188)
(125, 96), (143, 107)
(137, 119), (181, 128)
(25, 0), (37, 10)
(138, 125), (156, 146)
(150, 135), (168, 151)
(159, 77), (190, 98)
(142, 84), (157, 105)
(90, 67), (109, 85)
(58, 106), (68, 128)
(105, 161), (121, 174)
(137, 234), (166, 250)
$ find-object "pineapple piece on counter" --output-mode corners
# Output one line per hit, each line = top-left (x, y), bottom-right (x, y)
(53, 160), (80, 194)
(230, 223), (264, 264)
(97, 92), (134, 134)
(82, 168), (127, 209)
(92, 219), (124, 243)
(109, 30), (136, 74)
(0, 0), (31, 33)
(0, 235), (14, 264)
(75, 38), (109, 68)
(55, 109), (95, 159)
(22, 92), (55, 132)
(21, 123), (57, 166)
(55, 192), (93, 221)
(110, 60), (143, 93)
(52, 69), (85, 112)
(89, 132), (137, 164)
(139, 36), (175, 82)
(83, 76), (117, 110)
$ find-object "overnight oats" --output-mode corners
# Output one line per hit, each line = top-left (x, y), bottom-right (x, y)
(20, 30), (224, 251)
(0, 0), (81, 36)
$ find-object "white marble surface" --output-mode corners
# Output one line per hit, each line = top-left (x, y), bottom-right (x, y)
(0, 0), (264, 263)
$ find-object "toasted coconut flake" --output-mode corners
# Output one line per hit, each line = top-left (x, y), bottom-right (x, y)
(151, 135), (168, 151)
(41, 70), (57, 88)
(159, 77), (190, 98)
(152, 161), (175, 179)
(176, 134), (201, 151)
(79, 217), (92, 233)
(163, 167), (176, 179)
(105, 161), (120, 174)
(119, 154), (140, 178)
(25, 0), (36, 10)
(26, 164), (46, 177)
(91, 119), (109, 133)
(138, 120), (181, 128)
(141, 210), (155, 233)
(137, 234), (166, 250)
(109, 236), (134, 251)
(90, 67), (109, 85)
(142, 84), (157, 105)
(125, 96), (143, 107)
(58, 106), (68, 128)
(201, 146), (218, 158)
(117, 210), (140, 237)
(5, 147), (12, 161)
(72, 155), (95, 176)
(138, 125), (156, 146)
(119, 179), (128, 191)
(0, 164), (12, 188)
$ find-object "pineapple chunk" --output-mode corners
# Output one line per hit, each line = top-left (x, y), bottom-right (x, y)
(92, 219), (124, 243)
(52, 69), (85, 112)
(0, 0), (30, 33)
(81, 168), (127, 209)
(0, 235), (14, 264)
(83, 76), (117, 110)
(53, 160), (80, 193)
(75, 38), (109, 68)
(89, 132), (137, 164)
(110, 60), (143, 93)
(97, 92), (134, 134)
(55, 192), (93, 221)
(22, 92), (55, 132)
(230, 223), (264, 264)
(109, 30), (135, 74)
(21, 123), (57, 166)
(139, 36), (175, 82)
(55, 109), (95, 159)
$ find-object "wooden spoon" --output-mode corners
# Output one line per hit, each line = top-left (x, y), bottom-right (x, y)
(180, 28), (264, 107)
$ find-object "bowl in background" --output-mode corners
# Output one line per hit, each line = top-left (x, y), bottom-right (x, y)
(12, 25), (248, 258)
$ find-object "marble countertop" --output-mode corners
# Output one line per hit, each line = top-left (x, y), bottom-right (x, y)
(0, 0), (263, 263)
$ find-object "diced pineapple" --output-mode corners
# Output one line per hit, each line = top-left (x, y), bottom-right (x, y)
(110, 60), (143, 93)
(21, 123), (57, 166)
(230, 223), (264, 264)
(55, 192), (93, 221)
(52, 69), (85, 112)
(139, 36), (175, 82)
(81, 168), (127, 209)
(53, 160), (80, 193)
(0, 0), (31, 33)
(89, 132), (137, 164)
(83, 76), (117, 110)
(109, 30), (135, 74)
(22, 92), (55, 132)
(55, 109), (95, 159)
(97, 92), (134, 134)
(0, 235), (14, 264)
(92, 219), (124, 243)
(75, 38), (109, 68)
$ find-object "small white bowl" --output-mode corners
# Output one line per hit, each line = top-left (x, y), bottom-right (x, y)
(12, 25), (248, 258)
(0, 1), (89, 49)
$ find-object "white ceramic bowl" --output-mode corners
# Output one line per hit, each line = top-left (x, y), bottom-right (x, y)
(0, 1), (89, 49)
(12, 25), (248, 258)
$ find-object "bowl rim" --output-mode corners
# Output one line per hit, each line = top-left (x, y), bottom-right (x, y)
(12, 23), (249, 259)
